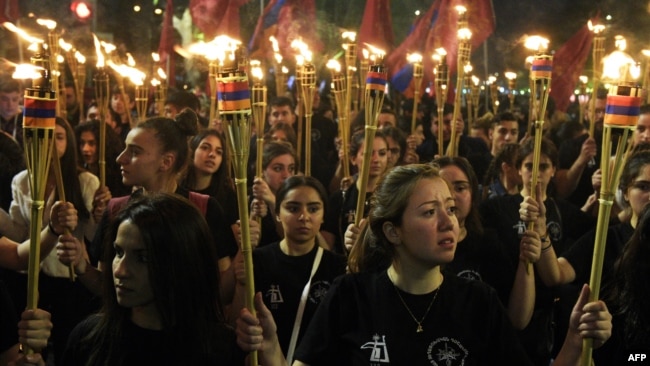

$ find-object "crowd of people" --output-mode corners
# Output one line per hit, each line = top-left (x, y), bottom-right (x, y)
(0, 64), (648, 365)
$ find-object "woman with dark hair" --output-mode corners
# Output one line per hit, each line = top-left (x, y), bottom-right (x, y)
(0, 117), (101, 362)
(435, 156), (537, 330)
(321, 129), (389, 253)
(481, 137), (595, 365)
(58, 110), (241, 304)
(237, 164), (612, 365)
(251, 141), (298, 247)
(596, 205), (650, 363)
(482, 142), (521, 200)
(61, 193), (244, 365)
(232, 176), (345, 363)
(181, 128), (237, 221)
(75, 119), (130, 198)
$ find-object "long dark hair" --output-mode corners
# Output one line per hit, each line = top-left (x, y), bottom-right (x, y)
(482, 143), (520, 200)
(605, 204), (650, 347)
(182, 129), (232, 201)
(55, 117), (90, 219)
(85, 193), (224, 365)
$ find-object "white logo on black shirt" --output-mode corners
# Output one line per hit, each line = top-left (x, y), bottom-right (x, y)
(308, 281), (331, 304)
(427, 337), (468, 365)
(360, 334), (390, 364)
(266, 284), (283, 309)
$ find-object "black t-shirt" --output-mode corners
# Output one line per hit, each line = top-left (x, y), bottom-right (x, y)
(294, 271), (532, 365)
(62, 314), (244, 365)
(89, 187), (238, 264)
(479, 193), (595, 364)
(253, 242), (347, 355)
(322, 182), (372, 254)
(0, 280), (17, 355)
(561, 222), (633, 287)
(444, 228), (516, 306)
(416, 135), (492, 182)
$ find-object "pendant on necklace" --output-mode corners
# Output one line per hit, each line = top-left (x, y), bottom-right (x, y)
(416, 324), (423, 333)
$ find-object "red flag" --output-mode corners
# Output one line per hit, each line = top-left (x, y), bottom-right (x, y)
(386, 0), (494, 99)
(249, 0), (323, 61)
(358, 0), (394, 55)
(549, 21), (594, 112)
(189, 0), (249, 40)
(158, 0), (175, 87)
(0, 0), (19, 23)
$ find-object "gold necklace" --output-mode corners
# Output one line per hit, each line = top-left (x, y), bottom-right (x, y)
(388, 271), (440, 333)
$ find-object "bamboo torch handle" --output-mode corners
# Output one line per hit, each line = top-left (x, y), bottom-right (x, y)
(52, 145), (76, 281)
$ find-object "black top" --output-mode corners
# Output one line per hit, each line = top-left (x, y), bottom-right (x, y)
(417, 134), (492, 182)
(294, 271), (532, 365)
(322, 182), (372, 254)
(444, 227), (516, 306)
(62, 314), (244, 365)
(561, 222), (634, 287)
(253, 241), (347, 355)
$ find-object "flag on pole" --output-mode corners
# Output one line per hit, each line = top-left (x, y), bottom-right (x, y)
(386, 0), (495, 98)
(189, 0), (249, 40)
(248, 0), (322, 61)
(358, 0), (394, 56)
(158, 0), (175, 87)
(549, 20), (594, 112)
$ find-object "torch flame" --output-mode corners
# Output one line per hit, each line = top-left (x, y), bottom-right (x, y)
(151, 78), (160, 87)
(472, 75), (480, 86)
(524, 35), (550, 52)
(464, 63), (473, 74)
(59, 38), (72, 52)
(458, 27), (472, 41)
(505, 71), (517, 80)
(342, 31), (356, 42)
(36, 19), (57, 30)
(602, 49), (637, 82)
(126, 53), (136, 67)
(487, 75), (497, 84)
(579, 75), (588, 84)
(93, 34), (105, 68)
(364, 43), (385, 62)
(12, 63), (43, 80)
(455, 5), (467, 15)
(2, 22), (43, 44)
(75, 51), (86, 64)
(157, 67), (167, 80)
(326, 59), (341, 73)
(100, 41), (116, 55)
(407, 53), (423, 64)
(291, 39), (312, 63)
(588, 20), (606, 34)
(152, 52), (160, 62)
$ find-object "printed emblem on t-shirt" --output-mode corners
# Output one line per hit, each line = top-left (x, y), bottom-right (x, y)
(426, 337), (468, 365)
(513, 220), (527, 237)
(546, 220), (562, 243)
(456, 269), (482, 282)
(308, 281), (331, 304)
(266, 284), (283, 309)
(360, 334), (390, 364)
